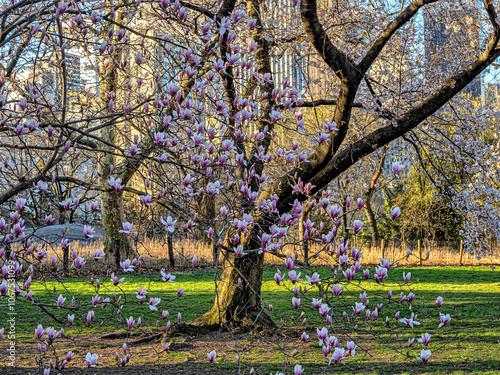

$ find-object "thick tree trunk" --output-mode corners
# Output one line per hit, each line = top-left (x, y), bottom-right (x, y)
(194, 244), (275, 328)
(101, 190), (131, 269)
(183, 0), (275, 332)
(97, 8), (131, 271)
(196, 188), (217, 264)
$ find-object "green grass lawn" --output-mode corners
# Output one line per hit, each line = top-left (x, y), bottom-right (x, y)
(2, 266), (499, 374)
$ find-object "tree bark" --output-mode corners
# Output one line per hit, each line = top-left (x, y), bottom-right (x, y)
(96, 8), (132, 270)
(193, 237), (275, 328)
(298, 203), (312, 265)
(101, 190), (131, 269)
(196, 186), (217, 263)
(63, 246), (69, 272)
(364, 201), (379, 247)
(363, 147), (388, 247)
(167, 231), (175, 268)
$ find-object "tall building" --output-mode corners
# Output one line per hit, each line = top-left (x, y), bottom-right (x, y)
(424, 5), (482, 97)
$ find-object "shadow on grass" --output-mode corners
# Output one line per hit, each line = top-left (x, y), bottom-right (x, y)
(4, 360), (500, 375)
(3, 286), (499, 340)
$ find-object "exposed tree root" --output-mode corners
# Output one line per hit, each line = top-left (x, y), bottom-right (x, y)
(160, 308), (277, 345)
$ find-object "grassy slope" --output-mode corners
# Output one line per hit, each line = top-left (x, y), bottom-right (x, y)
(2, 266), (499, 374)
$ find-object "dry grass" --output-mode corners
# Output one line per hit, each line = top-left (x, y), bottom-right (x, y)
(39, 237), (500, 270)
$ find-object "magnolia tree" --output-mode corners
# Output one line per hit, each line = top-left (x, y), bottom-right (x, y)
(0, 0), (498, 373)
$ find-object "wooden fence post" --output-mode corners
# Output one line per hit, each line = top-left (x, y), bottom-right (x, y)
(418, 239), (422, 266)
(381, 239), (385, 259)
(459, 240), (464, 266)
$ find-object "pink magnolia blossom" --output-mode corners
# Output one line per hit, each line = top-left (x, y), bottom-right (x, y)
(438, 313), (451, 328)
(86, 310), (94, 324)
(319, 304), (330, 317)
(418, 332), (431, 346)
(35, 324), (44, 339)
(400, 315), (420, 328)
(330, 347), (345, 364)
(207, 350), (217, 363)
(120, 259), (134, 272)
(74, 257), (86, 269)
(403, 272), (411, 284)
(317, 327), (328, 346)
(283, 255), (294, 270)
(140, 195), (152, 206)
(274, 269), (284, 285)
(234, 245), (247, 257)
(161, 271), (176, 282)
(351, 220), (363, 234)
(108, 176), (124, 192)
(288, 270), (302, 284)
(46, 327), (56, 340)
(418, 349), (431, 364)
(312, 298), (322, 309)
(346, 341), (356, 357)
(85, 352), (98, 367)
(111, 273), (124, 286)
(135, 287), (147, 300)
(93, 249), (105, 260)
(354, 302), (365, 315)
(293, 364), (304, 375)
(83, 225), (95, 239)
(435, 296), (443, 308)
(331, 284), (344, 296)
(306, 272), (321, 285)
(119, 222), (134, 233)
(390, 207), (401, 220)
(148, 297), (161, 311)
(160, 216), (177, 232)
(15, 198), (26, 212)
(392, 161), (404, 175)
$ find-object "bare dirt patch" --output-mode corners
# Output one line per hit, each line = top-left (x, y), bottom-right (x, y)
(2, 328), (308, 375)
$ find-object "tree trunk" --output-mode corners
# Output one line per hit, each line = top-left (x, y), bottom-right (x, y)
(63, 247), (69, 272)
(194, 244), (275, 328)
(184, 0), (276, 332)
(363, 147), (388, 248)
(97, 8), (131, 271)
(167, 231), (175, 268)
(101, 190), (131, 269)
(196, 186), (217, 264)
(299, 203), (312, 265)
(364, 200), (379, 247)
